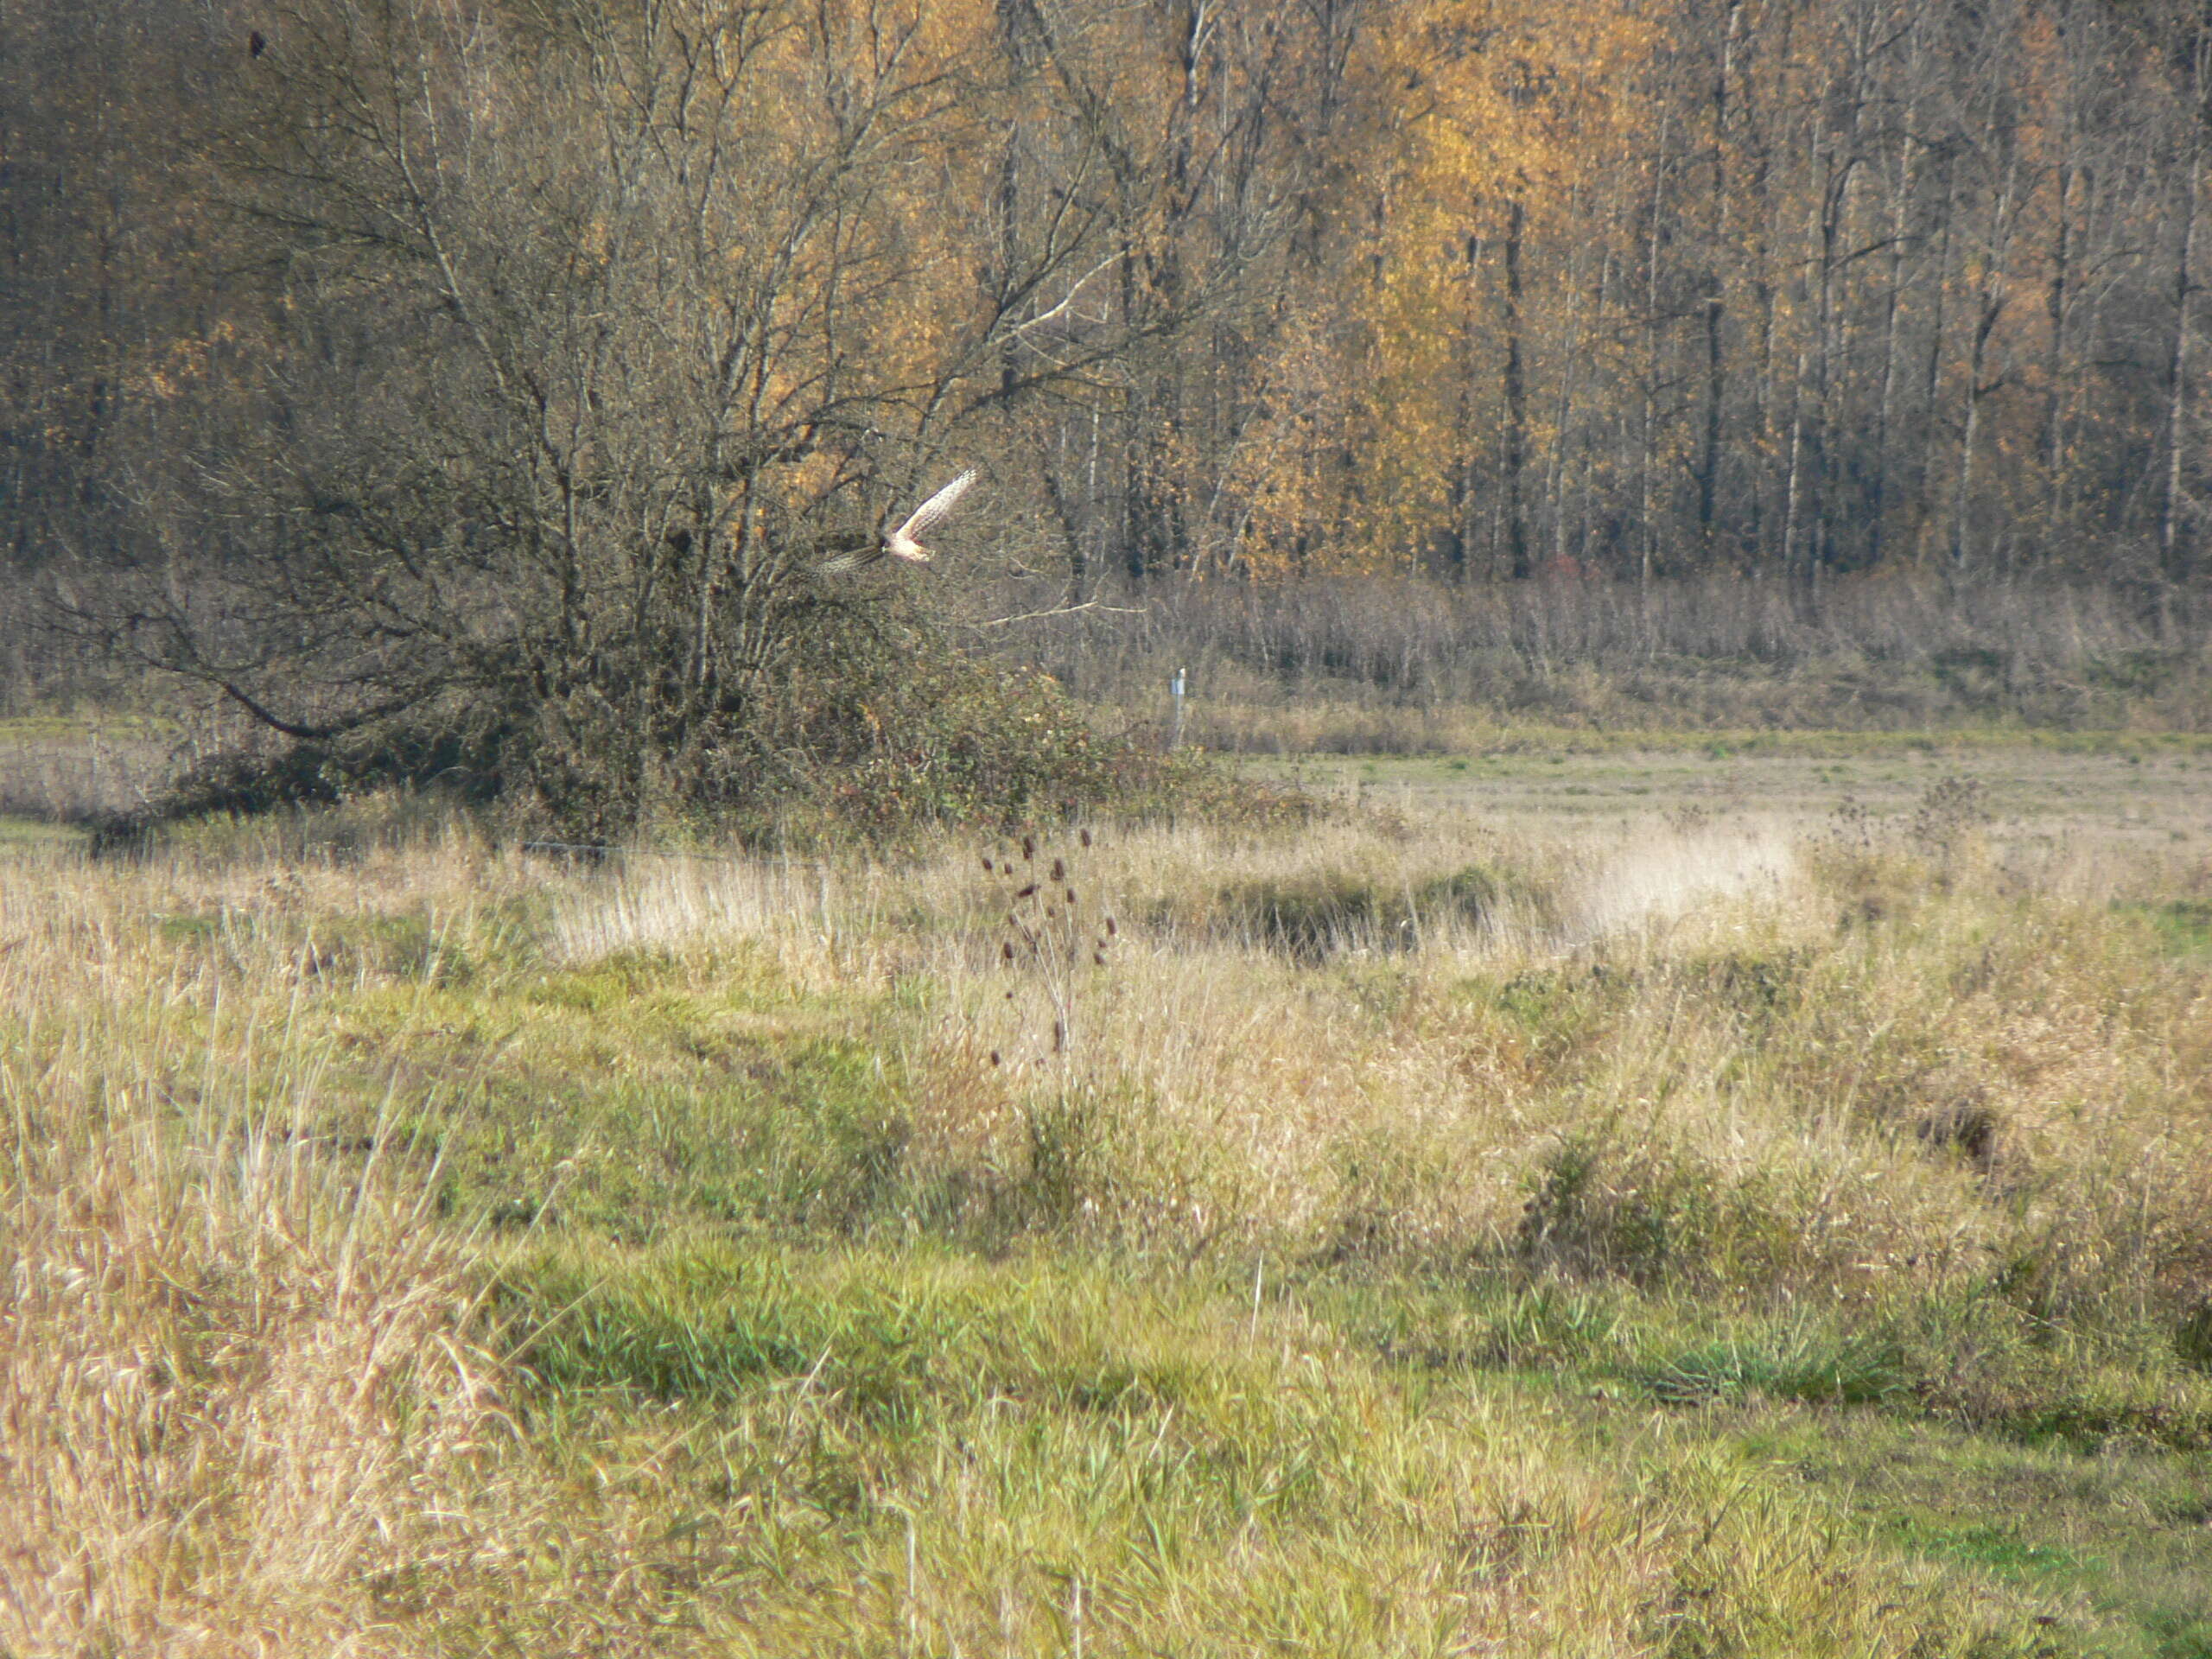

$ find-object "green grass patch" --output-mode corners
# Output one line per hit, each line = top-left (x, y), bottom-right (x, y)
(2116, 899), (2212, 963)
(1311, 1273), (2212, 1451)
(473, 1239), (2088, 1656)
(497, 1242), (1249, 1421)
(0, 814), (81, 846)
(1774, 1414), (2212, 1659)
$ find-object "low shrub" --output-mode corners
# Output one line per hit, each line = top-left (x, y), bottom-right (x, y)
(92, 626), (1292, 851)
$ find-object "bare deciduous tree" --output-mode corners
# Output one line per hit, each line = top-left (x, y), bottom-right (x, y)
(74, 0), (1172, 833)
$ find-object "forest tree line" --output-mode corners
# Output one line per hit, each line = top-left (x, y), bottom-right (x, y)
(3, 0), (2210, 779)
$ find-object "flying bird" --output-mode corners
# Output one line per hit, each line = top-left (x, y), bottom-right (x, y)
(821, 469), (976, 574)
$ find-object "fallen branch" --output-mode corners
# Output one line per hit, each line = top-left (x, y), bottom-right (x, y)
(969, 601), (1147, 629)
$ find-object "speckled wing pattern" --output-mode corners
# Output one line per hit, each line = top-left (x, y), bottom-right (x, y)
(883, 469), (976, 563)
(819, 469), (977, 575)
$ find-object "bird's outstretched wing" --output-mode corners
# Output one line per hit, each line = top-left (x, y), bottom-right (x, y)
(887, 468), (976, 557)
(899, 468), (976, 540)
(817, 544), (881, 575)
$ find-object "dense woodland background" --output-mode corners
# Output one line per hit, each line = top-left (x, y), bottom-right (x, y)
(7, 0), (2212, 826)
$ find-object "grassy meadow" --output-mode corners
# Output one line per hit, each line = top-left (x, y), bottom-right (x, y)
(5, 731), (2212, 1655)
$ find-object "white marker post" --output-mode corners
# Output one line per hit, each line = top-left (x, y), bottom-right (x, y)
(1170, 665), (1187, 750)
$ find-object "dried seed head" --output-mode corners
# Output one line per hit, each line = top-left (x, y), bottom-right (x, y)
(1065, 887), (1077, 906)
(1093, 950), (1105, 965)
(1022, 836), (1036, 861)
(1051, 857), (1065, 882)
(1079, 828), (1092, 848)
(980, 855), (994, 874)
(1104, 917), (1118, 937)
(988, 1050), (1001, 1066)
(1015, 883), (1038, 899)
(1001, 941), (1015, 961)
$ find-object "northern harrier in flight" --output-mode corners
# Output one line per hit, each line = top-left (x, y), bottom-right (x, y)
(821, 469), (976, 573)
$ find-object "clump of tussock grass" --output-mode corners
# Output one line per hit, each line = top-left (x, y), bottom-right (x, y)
(869, 804), (2212, 1434)
(522, 798), (2212, 1360)
(542, 849), (833, 968)
(407, 788), (2212, 1402)
(1203, 861), (1517, 963)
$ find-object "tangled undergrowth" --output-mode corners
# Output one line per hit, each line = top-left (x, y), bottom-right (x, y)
(91, 612), (1283, 855)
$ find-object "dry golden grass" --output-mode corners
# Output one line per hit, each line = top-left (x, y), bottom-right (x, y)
(534, 808), (2208, 1310)
(3, 772), (2209, 1653)
(0, 849), (498, 1654)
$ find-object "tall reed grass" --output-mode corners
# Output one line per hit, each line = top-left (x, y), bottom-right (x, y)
(990, 569), (2212, 742)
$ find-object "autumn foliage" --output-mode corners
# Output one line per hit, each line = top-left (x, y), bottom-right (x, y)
(4, 0), (2212, 817)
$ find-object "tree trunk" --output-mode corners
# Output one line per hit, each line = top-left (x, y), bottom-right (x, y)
(1503, 197), (1530, 580)
(1867, 130), (1916, 569)
(1696, 0), (1745, 557)
(2162, 153), (2202, 589)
